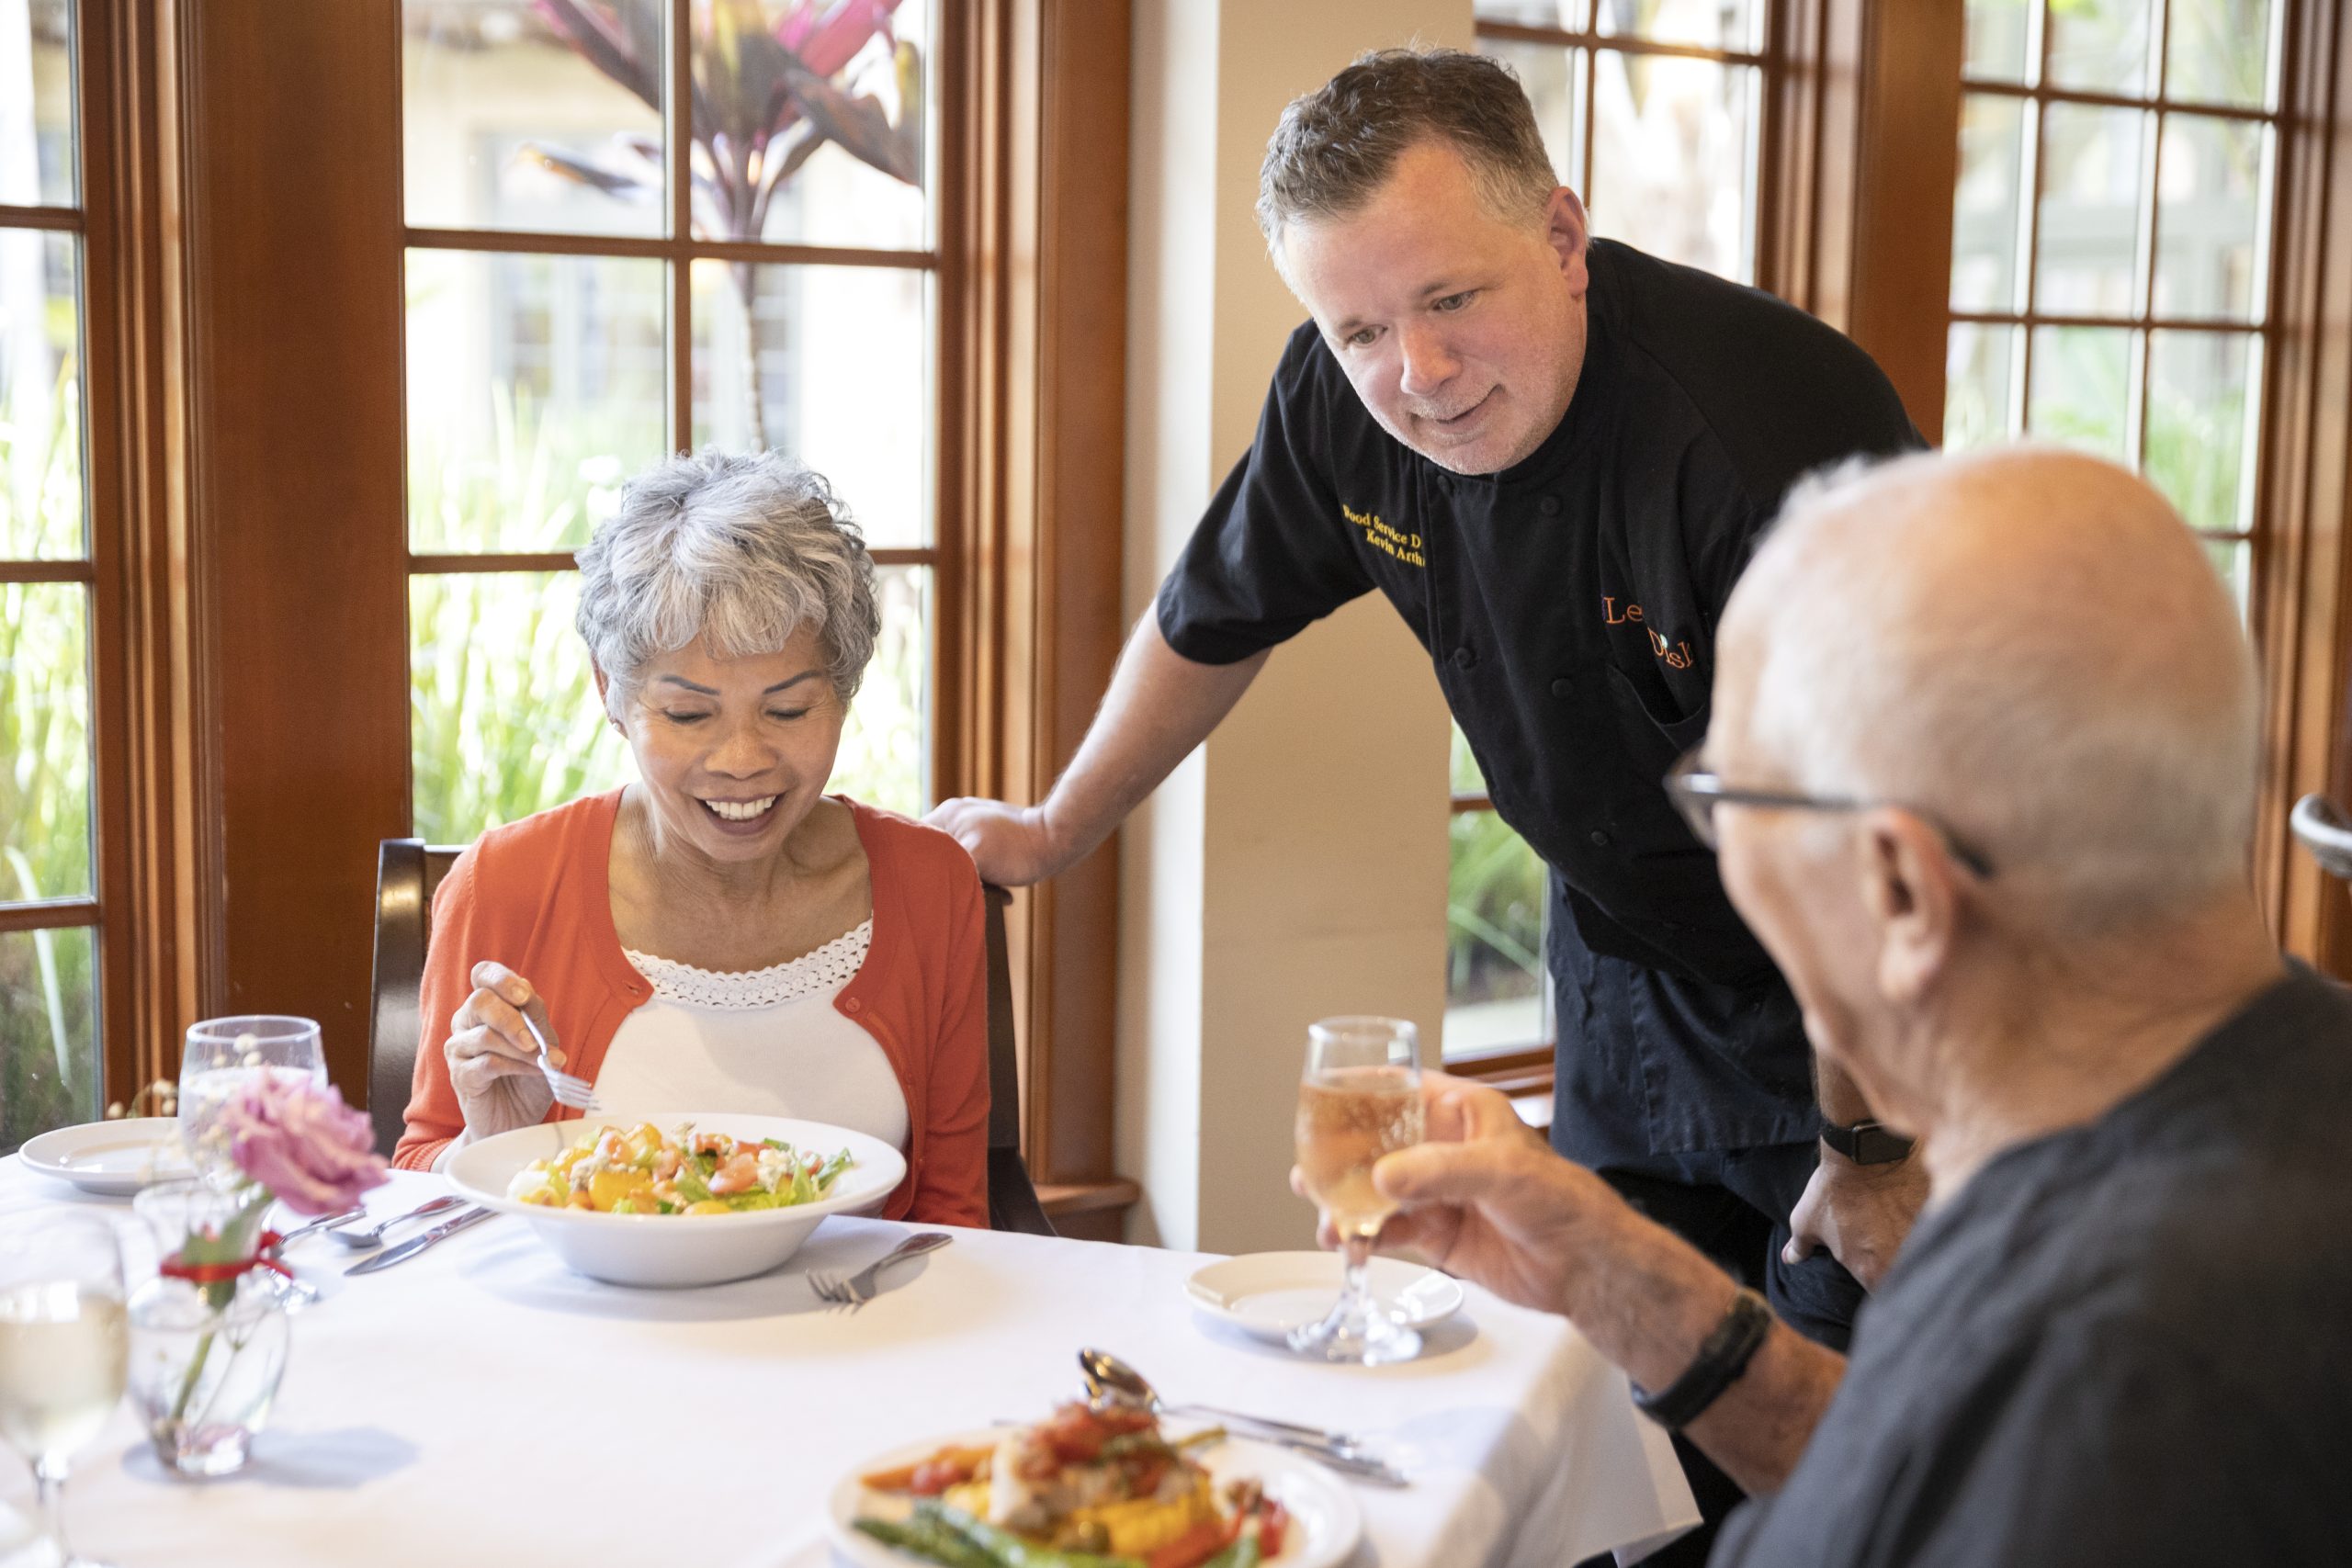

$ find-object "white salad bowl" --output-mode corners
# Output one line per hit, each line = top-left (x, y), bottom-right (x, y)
(445, 1111), (907, 1288)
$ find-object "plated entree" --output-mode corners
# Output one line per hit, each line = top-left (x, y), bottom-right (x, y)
(505, 1121), (854, 1215)
(855, 1404), (1289, 1568)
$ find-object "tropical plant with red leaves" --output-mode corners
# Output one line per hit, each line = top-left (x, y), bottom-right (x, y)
(529, 0), (921, 444)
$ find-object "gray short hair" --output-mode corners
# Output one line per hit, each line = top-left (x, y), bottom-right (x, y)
(1257, 49), (1559, 256)
(575, 449), (879, 703)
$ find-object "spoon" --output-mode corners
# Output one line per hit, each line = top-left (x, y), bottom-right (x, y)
(329, 1194), (469, 1250)
(1077, 1348), (1365, 1450)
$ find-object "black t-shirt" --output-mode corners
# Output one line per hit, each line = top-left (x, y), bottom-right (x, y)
(1157, 239), (1919, 1159)
(1714, 965), (2352, 1567)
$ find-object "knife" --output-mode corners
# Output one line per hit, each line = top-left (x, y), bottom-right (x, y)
(343, 1205), (494, 1276)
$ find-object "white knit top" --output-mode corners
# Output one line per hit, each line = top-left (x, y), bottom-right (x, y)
(590, 919), (909, 1149)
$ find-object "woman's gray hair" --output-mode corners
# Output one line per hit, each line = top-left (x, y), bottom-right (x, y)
(575, 449), (879, 705)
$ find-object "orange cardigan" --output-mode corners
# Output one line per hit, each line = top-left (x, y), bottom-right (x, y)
(393, 791), (989, 1227)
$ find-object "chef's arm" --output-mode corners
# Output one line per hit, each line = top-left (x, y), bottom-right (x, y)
(929, 614), (1270, 886)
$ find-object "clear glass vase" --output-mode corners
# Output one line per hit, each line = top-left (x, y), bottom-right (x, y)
(126, 1181), (291, 1478)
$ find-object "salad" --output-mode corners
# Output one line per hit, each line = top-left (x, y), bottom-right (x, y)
(855, 1404), (1288, 1568)
(506, 1122), (854, 1215)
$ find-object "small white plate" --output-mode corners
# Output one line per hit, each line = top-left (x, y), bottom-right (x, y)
(829, 1427), (1362, 1568)
(1186, 1251), (1465, 1342)
(17, 1119), (193, 1197)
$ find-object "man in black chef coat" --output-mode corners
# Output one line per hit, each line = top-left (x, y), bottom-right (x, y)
(933, 50), (1920, 1351)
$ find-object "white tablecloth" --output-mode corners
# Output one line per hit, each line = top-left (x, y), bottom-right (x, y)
(0, 1165), (1694, 1567)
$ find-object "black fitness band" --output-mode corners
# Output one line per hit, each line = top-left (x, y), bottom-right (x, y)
(1631, 1286), (1774, 1431)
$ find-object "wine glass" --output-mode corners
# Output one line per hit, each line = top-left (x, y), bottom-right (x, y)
(177, 1017), (325, 1186)
(1289, 1015), (1425, 1365)
(0, 1213), (127, 1567)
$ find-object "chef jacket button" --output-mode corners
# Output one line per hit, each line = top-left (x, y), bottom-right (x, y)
(1549, 677), (1573, 698)
(1538, 495), (1562, 516)
(1452, 646), (1477, 670)
(1589, 829), (1612, 847)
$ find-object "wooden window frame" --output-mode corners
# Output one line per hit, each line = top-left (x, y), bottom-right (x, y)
(85, 2), (1131, 1232)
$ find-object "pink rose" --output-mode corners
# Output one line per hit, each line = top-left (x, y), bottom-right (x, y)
(221, 1077), (390, 1217)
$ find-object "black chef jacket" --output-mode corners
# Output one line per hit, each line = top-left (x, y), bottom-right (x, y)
(1157, 238), (1922, 1166)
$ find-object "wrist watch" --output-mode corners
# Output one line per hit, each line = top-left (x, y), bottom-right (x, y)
(1631, 1287), (1773, 1430)
(1819, 1118), (1916, 1165)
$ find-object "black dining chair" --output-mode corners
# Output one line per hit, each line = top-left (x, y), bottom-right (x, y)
(365, 839), (1055, 1235)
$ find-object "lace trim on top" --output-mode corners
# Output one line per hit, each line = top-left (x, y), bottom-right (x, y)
(624, 919), (873, 1010)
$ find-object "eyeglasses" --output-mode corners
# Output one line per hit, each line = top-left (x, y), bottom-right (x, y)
(1664, 749), (1998, 879)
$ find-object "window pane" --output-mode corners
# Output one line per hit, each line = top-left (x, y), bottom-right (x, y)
(410, 571), (634, 843)
(2046, 0), (2154, 96)
(2036, 103), (2148, 315)
(1945, 322), (2022, 449)
(2154, 115), (2267, 323)
(402, 0), (668, 239)
(1951, 95), (2029, 312)
(691, 0), (934, 252)
(2204, 536), (2251, 620)
(0, 0), (74, 208)
(0, 229), (82, 559)
(690, 261), (933, 549)
(0, 926), (98, 1153)
(1963, 0), (2032, 83)
(2027, 325), (2138, 460)
(1589, 53), (1758, 283)
(1483, 39), (1586, 196)
(1476, 0), (1590, 25)
(1446, 812), (1546, 1059)
(2146, 330), (2257, 533)
(405, 249), (668, 554)
(831, 564), (930, 817)
(2165, 0), (2276, 109)
(1451, 721), (1487, 795)
(0, 581), (91, 904)
(1593, 0), (1761, 51)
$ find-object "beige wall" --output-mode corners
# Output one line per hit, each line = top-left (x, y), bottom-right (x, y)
(1118, 0), (1470, 1253)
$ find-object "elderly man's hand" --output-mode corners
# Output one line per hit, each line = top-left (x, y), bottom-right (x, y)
(445, 962), (558, 1139)
(1329, 1074), (1637, 1318)
(1783, 1144), (1929, 1291)
(925, 797), (1064, 887)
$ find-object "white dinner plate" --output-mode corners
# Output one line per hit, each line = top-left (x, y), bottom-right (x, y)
(17, 1119), (193, 1197)
(445, 1111), (906, 1288)
(1186, 1251), (1464, 1342)
(828, 1426), (1363, 1568)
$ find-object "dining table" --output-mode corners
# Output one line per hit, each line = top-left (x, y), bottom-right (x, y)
(0, 1162), (1698, 1567)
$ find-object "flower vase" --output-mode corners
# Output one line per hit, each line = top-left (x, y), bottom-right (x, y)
(127, 1179), (293, 1477)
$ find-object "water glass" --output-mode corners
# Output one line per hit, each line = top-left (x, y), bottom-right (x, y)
(1289, 1015), (1425, 1365)
(178, 1017), (325, 1185)
(0, 1213), (127, 1567)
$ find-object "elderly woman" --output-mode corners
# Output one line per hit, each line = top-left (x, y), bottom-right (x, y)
(394, 451), (989, 1227)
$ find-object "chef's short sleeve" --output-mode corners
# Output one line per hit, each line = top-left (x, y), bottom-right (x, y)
(1155, 329), (1375, 666)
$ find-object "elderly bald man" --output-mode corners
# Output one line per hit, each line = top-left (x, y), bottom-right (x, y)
(1363, 447), (2352, 1565)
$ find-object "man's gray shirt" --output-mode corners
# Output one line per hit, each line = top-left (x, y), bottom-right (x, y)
(1714, 965), (2352, 1566)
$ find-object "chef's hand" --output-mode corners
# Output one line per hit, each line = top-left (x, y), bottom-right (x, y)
(925, 797), (1068, 887)
(1295, 1074), (1637, 1318)
(1782, 1142), (1928, 1291)
(445, 962), (558, 1139)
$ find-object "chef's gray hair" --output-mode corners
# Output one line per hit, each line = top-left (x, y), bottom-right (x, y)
(1257, 49), (1560, 262)
(1731, 448), (2257, 935)
(575, 449), (878, 705)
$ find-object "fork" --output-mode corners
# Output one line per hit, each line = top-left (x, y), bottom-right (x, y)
(517, 1009), (602, 1113)
(809, 1231), (954, 1312)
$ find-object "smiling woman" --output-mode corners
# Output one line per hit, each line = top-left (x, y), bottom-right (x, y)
(389, 451), (990, 1228)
